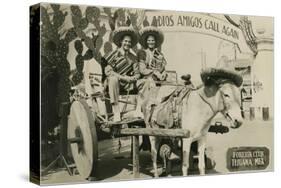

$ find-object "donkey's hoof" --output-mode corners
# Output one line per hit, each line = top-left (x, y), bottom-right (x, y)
(159, 171), (168, 177)
(161, 171), (172, 178)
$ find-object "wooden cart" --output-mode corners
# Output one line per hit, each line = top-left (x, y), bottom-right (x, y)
(67, 71), (220, 179)
(67, 97), (190, 179)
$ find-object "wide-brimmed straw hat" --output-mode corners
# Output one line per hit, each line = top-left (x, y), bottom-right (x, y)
(201, 56), (243, 87)
(139, 26), (164, 48)
(112, 27), (138, 47)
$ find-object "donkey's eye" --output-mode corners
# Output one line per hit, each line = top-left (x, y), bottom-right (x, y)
(224, 94), (230, 98)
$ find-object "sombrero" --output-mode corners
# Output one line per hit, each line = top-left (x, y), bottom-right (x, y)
(201, 56), (243, 87)
(112, 27), (138, 47)
(139, 26), (164, 48)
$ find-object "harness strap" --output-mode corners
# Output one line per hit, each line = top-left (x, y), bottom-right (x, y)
(197, 92), (216, 114)
(173, 87), (193, 128)
(177, 87), (194, 105)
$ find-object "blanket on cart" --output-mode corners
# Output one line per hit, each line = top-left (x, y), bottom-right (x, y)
(144, 85), (193, 129)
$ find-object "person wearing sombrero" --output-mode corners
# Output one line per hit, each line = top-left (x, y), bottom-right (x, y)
(134, 26), (168, 117)
(102, 27), (140, 122)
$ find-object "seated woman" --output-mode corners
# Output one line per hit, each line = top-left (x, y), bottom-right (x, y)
(135, 26), (168, 117)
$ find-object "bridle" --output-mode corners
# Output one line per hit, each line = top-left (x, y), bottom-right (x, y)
(219, 90), (235, 123)
(197, 86), (235, 124)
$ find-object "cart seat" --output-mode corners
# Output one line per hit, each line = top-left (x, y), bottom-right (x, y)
(119, 86), (139, 95)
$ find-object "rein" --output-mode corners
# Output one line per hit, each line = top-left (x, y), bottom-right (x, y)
(197, 87), (236, 125)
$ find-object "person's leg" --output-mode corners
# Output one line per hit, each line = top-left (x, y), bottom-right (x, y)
(135, 78), (155, 118)
(108, 76), (121, 121)
(134, 96), (144, 118)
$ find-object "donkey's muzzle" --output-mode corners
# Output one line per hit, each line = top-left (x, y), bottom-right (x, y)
(231, 119), (242, 129)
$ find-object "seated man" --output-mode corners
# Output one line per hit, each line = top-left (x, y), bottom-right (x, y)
(102, 27), (140, 122)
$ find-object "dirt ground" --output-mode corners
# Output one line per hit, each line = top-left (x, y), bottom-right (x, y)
(41, 119), (273, 185)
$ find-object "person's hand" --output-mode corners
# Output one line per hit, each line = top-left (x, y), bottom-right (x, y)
(125, 76), (133, 83)
(160, 71), (168, 81)
(120, 75), (132, 83)
(153, 70), (162, 79)
(127, 76), (137, 83)
(105, 65), (113, 76)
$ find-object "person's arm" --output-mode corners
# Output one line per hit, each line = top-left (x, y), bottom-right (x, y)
(155, 51), (167, 73)
(137, 50), (153, 76)
(132, 62), (140, 80)
(139, 61), (153, 76)
(160, 57), (167, 73)
(104, 50), (124, 79)
(105, 65), (131, 82)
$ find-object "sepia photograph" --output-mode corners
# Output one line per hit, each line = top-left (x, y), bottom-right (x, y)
(29, 2), (274, 185)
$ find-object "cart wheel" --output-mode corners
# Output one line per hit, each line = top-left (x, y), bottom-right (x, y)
(68, 100), (98, 179)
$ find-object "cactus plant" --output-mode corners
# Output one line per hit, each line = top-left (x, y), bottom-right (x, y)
(40, 4), (148, 147)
